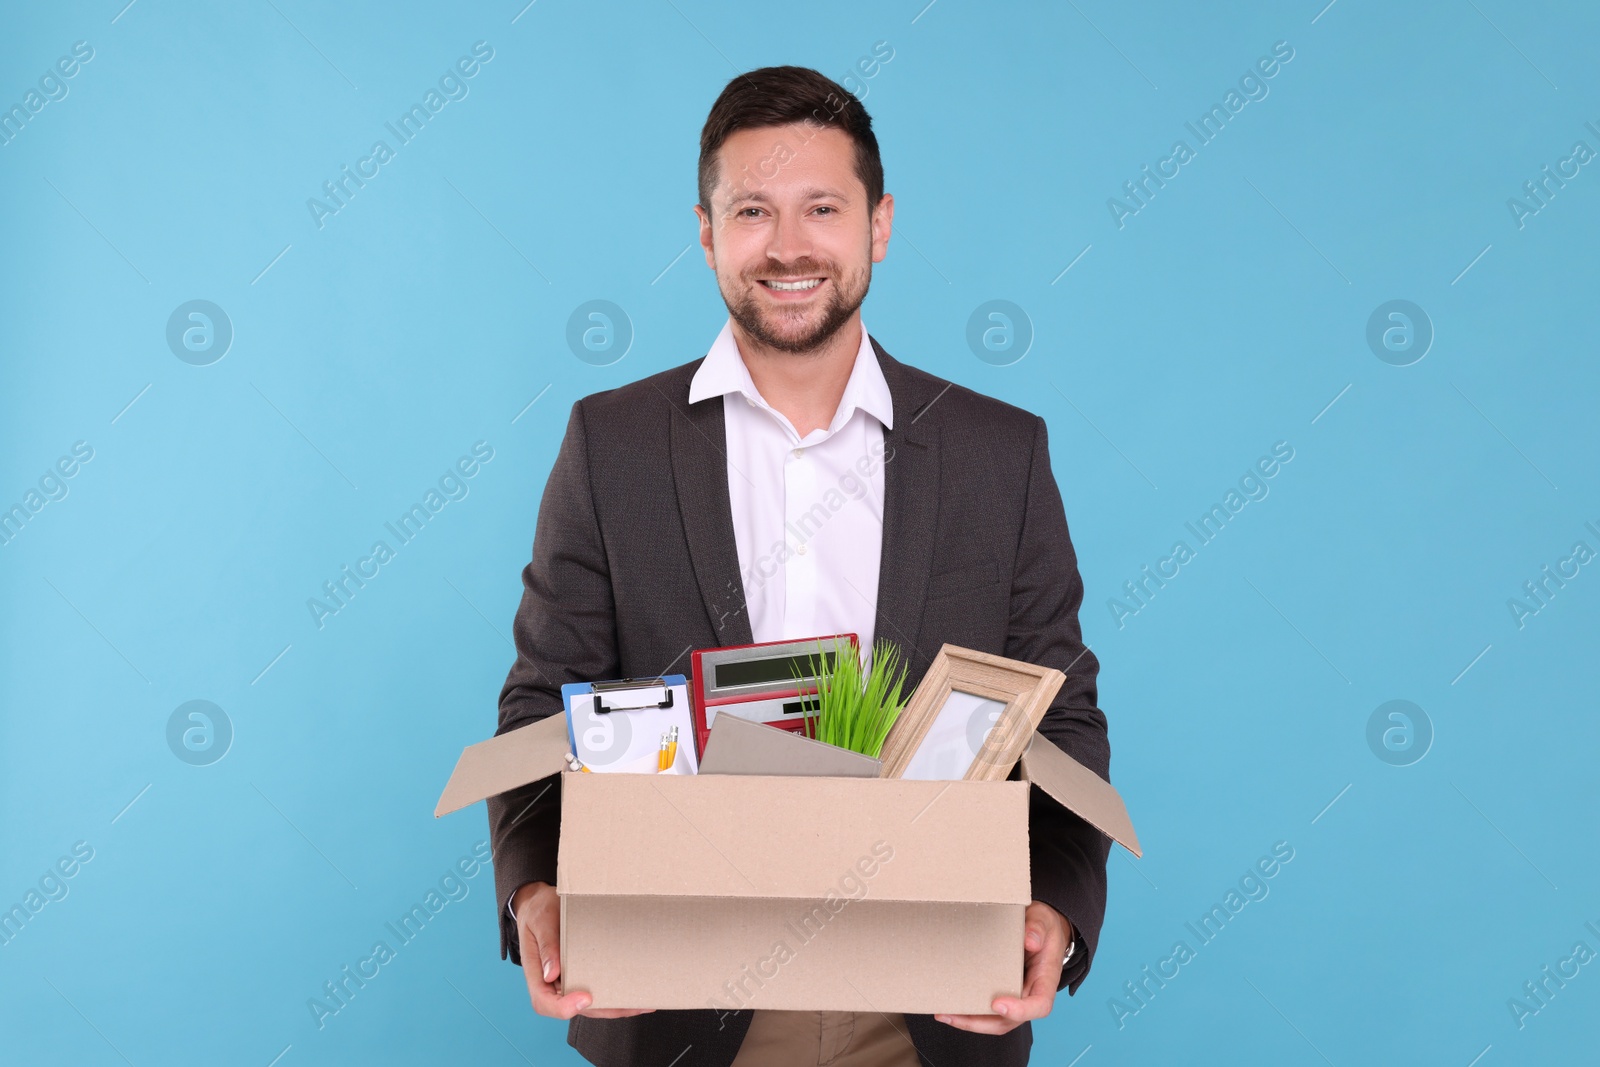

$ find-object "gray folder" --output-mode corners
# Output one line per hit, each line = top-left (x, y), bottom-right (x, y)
(698, 714), (882, 778)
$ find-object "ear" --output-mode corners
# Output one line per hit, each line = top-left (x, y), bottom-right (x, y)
(870, 192), (894, 264)
(693, 203), (716, 269)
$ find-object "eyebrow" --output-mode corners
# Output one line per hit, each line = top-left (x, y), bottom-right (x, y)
(727, 186), (848, 206)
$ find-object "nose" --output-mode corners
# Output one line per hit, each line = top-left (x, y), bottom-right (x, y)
(765, 209), (812, 268)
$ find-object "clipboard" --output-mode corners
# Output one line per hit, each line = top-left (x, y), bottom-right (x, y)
(563, 675), (697, 775)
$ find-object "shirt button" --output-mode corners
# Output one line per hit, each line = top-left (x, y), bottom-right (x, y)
(792, 448), (804, 459)
(796, 543), (808, 555)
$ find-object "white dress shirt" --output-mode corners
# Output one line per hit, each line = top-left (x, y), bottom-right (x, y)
(688, 318), (894, 652)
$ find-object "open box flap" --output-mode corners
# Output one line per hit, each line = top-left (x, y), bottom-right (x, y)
(434, 714), (569, 817)
(1020, 734), (1142, 858)
(557, 772), (1030, 905)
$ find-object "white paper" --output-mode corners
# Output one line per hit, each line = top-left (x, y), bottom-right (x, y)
(568, 682), (697, 774)
(899, 689), (1008, 781)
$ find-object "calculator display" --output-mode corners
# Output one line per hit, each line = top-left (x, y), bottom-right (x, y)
(713, 651), (836, 690)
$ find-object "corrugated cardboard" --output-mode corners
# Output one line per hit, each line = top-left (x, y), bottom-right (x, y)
(436, 705), (1140, 1012)
(698, 714), (881, 778)
(557, 772), (1026, 1011)
(566, 897), (1021, 1013)
(435, 713), (568, 817)
(1020, 734), (1143, 858)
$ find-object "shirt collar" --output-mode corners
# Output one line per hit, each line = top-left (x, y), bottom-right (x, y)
(688, 318), (895, 433)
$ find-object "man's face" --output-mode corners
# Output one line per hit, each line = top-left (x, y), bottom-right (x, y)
(696, 124), (893, 354)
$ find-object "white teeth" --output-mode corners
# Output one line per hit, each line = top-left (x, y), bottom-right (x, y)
(766, 278), (821, 291)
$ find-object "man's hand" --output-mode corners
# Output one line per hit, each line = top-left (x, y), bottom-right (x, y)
(512, 881), (656, 1020)
(934, 901), (1071, 1035)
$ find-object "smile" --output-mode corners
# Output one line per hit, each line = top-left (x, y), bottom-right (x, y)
(760, 278), (824, 292)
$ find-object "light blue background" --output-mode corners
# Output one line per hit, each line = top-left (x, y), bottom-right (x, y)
(3, 1), (1596, 1064)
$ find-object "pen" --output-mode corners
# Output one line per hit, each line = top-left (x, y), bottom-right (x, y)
(661, 725), (679, 772)
(657, 729), (671, 772)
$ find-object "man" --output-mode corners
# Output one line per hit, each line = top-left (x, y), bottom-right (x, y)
(488, 66), (1112, 1067)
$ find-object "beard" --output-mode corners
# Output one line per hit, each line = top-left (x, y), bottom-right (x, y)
(720, 256), (871, 354)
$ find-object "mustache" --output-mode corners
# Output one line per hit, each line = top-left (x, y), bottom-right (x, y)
(747, 259), (833, 282)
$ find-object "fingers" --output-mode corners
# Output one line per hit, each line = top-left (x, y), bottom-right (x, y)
(517, 898), (583, 1019)
(1023, 900), (1068, 958)
(521, 953), (655, 1020)
(934, 1011), (1017, 1035)
(989, 990), (1054, 1025)
(985, 952), (1059, 1025)
(938, 973), (1054, 1033)
(515, 888), (655, 1019)
(1022, 934), (1061, 994)
(518, 926), (567, 1017)
(937, 986), (1052, 1035)
(534, 987), (599, 1019)
(937, 906), (1065, 1034)
(535, 923), (561, 986)
(520, 893), (562, 984)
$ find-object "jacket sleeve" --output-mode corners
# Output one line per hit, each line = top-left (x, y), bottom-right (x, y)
(1004, 415), (1113, 995)
(487, 401), (622, 966)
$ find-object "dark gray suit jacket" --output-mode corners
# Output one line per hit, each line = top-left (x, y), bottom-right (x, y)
(488, 339), (1113, 1067)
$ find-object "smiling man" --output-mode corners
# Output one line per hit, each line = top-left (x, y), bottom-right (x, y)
(488, 66), (1113, 1067)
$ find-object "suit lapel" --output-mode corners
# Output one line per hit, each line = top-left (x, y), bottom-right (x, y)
(669, 376), (755, 647)
(668, 340), (943, 664)
(871, 339), (942, 671)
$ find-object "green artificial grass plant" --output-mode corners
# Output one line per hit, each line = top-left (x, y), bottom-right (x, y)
(797, 639), (908, 759)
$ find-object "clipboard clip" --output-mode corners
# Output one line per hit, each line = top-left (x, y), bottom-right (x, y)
(592, 677), (675, 714)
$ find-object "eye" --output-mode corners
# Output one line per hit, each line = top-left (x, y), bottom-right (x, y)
(738, 207), (764, 218)
(814, 206), (835, 216)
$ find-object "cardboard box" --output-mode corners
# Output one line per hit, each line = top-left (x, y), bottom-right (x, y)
(436, 712), (1140, 1013)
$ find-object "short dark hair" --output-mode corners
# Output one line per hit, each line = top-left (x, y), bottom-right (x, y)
(698, 66), (883, 213)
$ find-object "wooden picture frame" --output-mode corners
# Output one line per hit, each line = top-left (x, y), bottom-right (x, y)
(878, 645), (1066, 781)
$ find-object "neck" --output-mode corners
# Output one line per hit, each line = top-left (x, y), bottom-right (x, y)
(732, 313), (863, 439)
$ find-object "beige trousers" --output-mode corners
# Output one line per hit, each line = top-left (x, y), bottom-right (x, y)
(729, 1010), (922, 1067)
